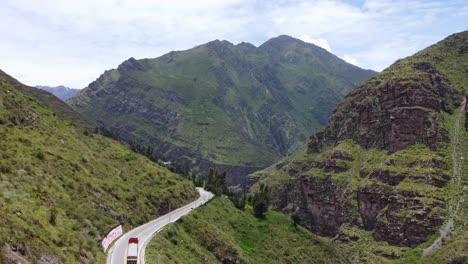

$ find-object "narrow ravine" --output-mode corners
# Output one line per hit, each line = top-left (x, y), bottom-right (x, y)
(423, 98), (466, 256)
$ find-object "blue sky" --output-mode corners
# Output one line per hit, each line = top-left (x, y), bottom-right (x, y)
(0, 0), (467, 88)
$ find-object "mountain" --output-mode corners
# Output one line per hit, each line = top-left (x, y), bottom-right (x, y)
(0, 69), (198, 263)
(36, 85), (80, 100)
(250, 30), (468, 262)
(67, 35), (376, 185)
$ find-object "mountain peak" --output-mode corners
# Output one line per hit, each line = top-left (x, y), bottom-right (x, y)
(117, 57), (148, 72)
(258, 35), (333, 55)
(260, 35), (304, 47)
(36, 85), (80, 101)
(274, 34), (301, 41)
(235, 41), (256, 49)
(203, 39), (236, 53)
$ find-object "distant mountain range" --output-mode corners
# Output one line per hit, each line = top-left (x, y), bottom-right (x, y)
(36, 85), (80, 100)
(68, 35), (376, 184)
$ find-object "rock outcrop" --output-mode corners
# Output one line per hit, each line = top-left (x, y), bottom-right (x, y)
(270, 146), (449, 247)
(308, 61), (460, 154)
(257, 31), (468, 249)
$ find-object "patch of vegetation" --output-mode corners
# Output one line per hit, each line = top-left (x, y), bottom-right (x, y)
(146, 197), (346, 264)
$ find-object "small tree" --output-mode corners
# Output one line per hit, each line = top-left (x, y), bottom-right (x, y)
(49, 207), (58, 226)
(253, 197), (268, 218)
(205, 168), (228, 196)
(252, 183), (269, 219)
(206, 168), (215, 191)
(291, 212), (300, 228)
(229, 193), (246, 210)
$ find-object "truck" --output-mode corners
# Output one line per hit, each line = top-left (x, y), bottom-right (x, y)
(126, 238), (138, 264)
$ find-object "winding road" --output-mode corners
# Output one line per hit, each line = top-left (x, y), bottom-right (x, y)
(106, 188), (214, 264)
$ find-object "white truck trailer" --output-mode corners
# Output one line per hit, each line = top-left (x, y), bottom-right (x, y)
(126, 238), (138, 264)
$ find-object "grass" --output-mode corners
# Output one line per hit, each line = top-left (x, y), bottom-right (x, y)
(146, 197), (346, 264)
(0, 74), (199, 263)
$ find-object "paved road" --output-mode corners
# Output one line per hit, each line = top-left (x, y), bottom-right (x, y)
(106, 188), (214, 264)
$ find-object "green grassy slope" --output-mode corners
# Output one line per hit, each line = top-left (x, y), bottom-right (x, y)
(68, 36), (376, 184)
(146, 197), (346, 264)
(0, 72), (199, 263)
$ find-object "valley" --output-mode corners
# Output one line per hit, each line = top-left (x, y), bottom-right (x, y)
(0, 2), (467, 263)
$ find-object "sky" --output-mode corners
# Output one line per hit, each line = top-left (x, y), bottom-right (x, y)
(0, 0), (467, 88)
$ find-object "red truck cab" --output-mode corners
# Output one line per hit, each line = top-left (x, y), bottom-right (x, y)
(126, 238), (139, 264)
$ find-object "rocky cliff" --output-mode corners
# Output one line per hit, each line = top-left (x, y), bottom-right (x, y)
(251, 30), (468, 256)
(68, 35), (376, 184)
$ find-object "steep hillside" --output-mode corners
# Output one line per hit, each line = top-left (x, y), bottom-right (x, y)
(145, 197), (346, 264)
(0, 70), (198, 263)
(251, 31), (468, 262)
(1, 70), (89, 129)
(68, 35), (376, 185)
(36, 85), (80, 101)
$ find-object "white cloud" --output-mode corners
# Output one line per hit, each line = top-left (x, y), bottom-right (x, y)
(0, 0), (466, 87)
(341, 54), (358, 65)
(299, 34), (332, 52)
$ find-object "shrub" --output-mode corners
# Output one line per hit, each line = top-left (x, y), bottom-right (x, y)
(252, 184), (269, 219)
(36, 151), (45, 160)
(49, 207), (58, 226)
(0, 164), (11, 173)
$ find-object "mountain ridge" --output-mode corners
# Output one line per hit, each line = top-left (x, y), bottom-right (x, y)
(68, 35), (376, 185)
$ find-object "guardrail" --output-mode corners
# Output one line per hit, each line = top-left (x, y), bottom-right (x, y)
(102, 225), (123, 252)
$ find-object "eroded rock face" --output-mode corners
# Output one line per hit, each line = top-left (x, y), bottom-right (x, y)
(298, 62), (459, 246)
(357, 185), (392, 230)
(270, 174), (353, 237)
(299, 176), (350, 236)
(271, 110), (452, 246)
(365, 170), (406, 186)
(308, 62), (461, 154)
(357, 185), (445, 246)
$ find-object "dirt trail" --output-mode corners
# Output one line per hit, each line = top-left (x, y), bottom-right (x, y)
(423, 98), (466, 256)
